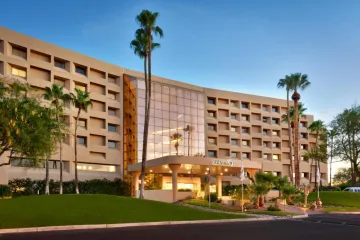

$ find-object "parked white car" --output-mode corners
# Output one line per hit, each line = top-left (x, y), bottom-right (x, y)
(343, 187), (360, 192)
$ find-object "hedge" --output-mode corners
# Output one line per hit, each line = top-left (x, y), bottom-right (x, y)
(8, 178), (131, 197)
(0, 185), (12, 198)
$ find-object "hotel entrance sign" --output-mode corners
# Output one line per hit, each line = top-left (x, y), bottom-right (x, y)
(212, 159), (234, 167)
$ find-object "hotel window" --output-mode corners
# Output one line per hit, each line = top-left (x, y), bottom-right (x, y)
(208, 150), (217, 157)
(231, 113), (237, 120)
(231, 139), (238, 145)
(77, 136), (87, 146)
(77, 119), (86, 128)
(108, 91), (116, 100)
(242, 115), (249, 121)
(208, 137), (216, 145)
(301, 156), (305, 161)
(272, 142), (280, 148)
(231, 127), (237, 132)
(301, 144), (308, 150)
(11, 66), (26, 78)
(108, 108), (117, 116)
(208, 111), (216, 118)
(263, 142), (268, 147)
(301, 133), (307, 139)
(108, 75), (117, 84)
(242, 153), (249, 159)
(54, 78), (66, 87)
(75, 84), (86, 92)
(263, 129), (268, 135)
(75, 65), (87, 76)
(263, 117), (268, 123)
(262, 105), (268, 111)
(241, 102), (249, 109)
(207, 97), (216, 105)
(230, 101), (237, 107)
(242, 140), (249, 146)
(208, 124), (216, 131)
(272, 118), (279, 125)
(300, 122), (307, 128)
(108, 140), (117, 148)
(12, 45), (27, 59)
(77, 163), (116, 172)
(272, 107), (279, 113)
(263, 154), (269, 159)
(108, 124), (117, 132)
(273, 154), (280, 160)
(242, 127), (249, 134)
(272, 130), (279, 136)
(54, 59), (66, 69)
(231, 152), (237, 158)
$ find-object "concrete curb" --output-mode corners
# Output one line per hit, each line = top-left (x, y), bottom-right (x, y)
(0, 216), (298, 235)
(292, 214), (308, 219)
(328, 212), (360, 215)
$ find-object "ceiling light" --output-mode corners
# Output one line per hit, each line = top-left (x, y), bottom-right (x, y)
(150, 170), (153, 173)
(206, 168), (209, 170)
(169, 170), (172, 173)
(164, 165), (168, 169)
(188, 171), (190, 174)
(220, 173), (223, 175)
(225, 169), (228, 172)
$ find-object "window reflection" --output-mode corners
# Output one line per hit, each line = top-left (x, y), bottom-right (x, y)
(134, 79), (205, 161)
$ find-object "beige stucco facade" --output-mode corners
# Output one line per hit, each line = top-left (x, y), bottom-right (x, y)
(0, 26), (327, 191)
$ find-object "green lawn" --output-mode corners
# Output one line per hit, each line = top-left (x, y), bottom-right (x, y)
(308, 192), (360, 208)
(322, 207), (360, 213)
(0, 195), (249, 229)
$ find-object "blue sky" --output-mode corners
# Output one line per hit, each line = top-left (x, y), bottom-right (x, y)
(2, 0), (360, 124)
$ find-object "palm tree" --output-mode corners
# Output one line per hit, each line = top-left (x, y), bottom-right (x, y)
(248, 183), (269, 209)
(252, 172), (276, 207)
(280, 184), (298, 209)
(70, 88), (92, 194)
(135, 9), (163, 199)
(43, 84), (72, 195)
(274, 176), (288, 199)
(281, 103), (307, 124)
(303, 145), (327, 187)
(290, 73), (311, 187)
(327, 129), (337, 186)
(278, 76), (295, 184)
(184, 125), (194, 156)
(308, 120), (326, 188)
(170, 132), (182, 155)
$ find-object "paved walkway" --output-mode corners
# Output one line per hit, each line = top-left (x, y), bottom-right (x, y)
(264, 203), (323, 215)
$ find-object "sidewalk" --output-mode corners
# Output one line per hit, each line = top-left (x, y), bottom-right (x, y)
(264, 203), (322, 215)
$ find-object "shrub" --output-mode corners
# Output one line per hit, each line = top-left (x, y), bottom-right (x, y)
(8, 178), (131, 197)
(0, 185), (12, 198)
(204, 193), (218, 202)
(216, 198), (222, 203)
(267, 204), (281, 211)
(319, 186), (341, 191)
(178, 188), (192, 192)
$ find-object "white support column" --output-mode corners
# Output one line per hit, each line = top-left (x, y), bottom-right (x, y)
(133, 171), (141, 197)
(169, 164), (181, 202)
(216, 175), (223, 198)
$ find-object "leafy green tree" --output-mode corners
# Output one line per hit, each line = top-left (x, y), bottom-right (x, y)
(69, 88), (92, 194)
(43, 84), (72, 194)
(274, 176), (289, 199)
(250, 172), (277, 207)
(0, 78), (58, 168)
(134, 9), (163, 199)
(330, 105), (360, 186)
(333, 168), (353, 185)
(280, 184), (298, 207)
(289, 73), (311, 187)
(303, 145), (327, 187)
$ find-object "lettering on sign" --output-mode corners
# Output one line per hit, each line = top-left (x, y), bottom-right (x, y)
(212, 159), (234, 167)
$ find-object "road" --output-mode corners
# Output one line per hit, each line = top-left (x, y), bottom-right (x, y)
(307, 213), (360, 226)
(1, 216), (360, 240)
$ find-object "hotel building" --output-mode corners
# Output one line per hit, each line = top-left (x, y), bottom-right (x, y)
(0, 27), (327, 201)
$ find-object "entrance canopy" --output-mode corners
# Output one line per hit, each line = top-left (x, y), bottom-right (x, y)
(127, 156), (261, 176)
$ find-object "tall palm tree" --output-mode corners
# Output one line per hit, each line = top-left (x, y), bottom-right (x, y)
(303, 145), (327, 187)
(135, 9), (163, 199)
(281, 103), (307, 124)
(70, 88), (92, 194)
(327, 129), (337, 186)
(184, 125), (194, 156)
(290, 73), (310, 187)
(308, 120), (326, 188)
(170, 132), (182, 155)
(43, 84), (72, 195)
(278, 76), (295, 184)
